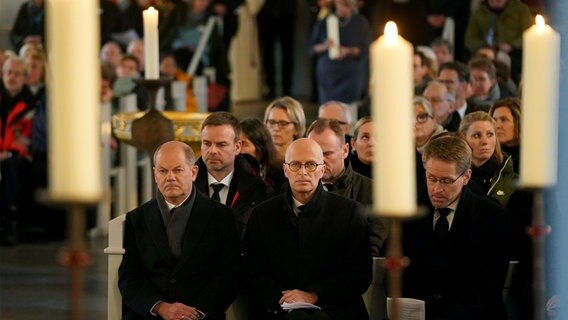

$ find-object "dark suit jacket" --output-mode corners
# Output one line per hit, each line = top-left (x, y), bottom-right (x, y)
(195, 155), (271, 241)
(245, 185), (372, 320)
(402, 187), (510, 320)
(118, 190), (241, 320)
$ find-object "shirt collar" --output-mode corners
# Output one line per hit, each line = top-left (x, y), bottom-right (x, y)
(207, 170), (234, 188)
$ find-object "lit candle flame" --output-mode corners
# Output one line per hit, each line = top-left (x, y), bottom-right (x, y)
(384, 21), (398, 41)
(536, 15), (545, 27)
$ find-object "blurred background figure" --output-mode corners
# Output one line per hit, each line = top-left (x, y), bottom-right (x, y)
(159, 51), (197, 112)
(0, 57), (35, 246)
(468, 57), (501, 110)
(257, 0), (296, 99)
(430, 37), (454, 65)
(465, 0), (532, 83)
(100, 41), (124, 70)
(310, 0), (372, 105)
(10, 0), (45, 53)
(490, 97), (522, 173)
(349, 116), (373, 178)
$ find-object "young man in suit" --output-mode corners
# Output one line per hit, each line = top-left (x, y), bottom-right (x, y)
(403, 134), (510, 320)
(245, 138), (372, 320)
(118, 141), (240, 320)
(195, 112), (270, 241)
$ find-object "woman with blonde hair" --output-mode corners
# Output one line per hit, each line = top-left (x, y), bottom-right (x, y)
(349, 116), (373, 178)
(459, 111), (517, 206)
(263, 96), (306, 164)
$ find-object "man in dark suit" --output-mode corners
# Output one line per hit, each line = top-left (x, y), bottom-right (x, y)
(307, 118), (388, 256)
(245, 138), (372, 320)
(194, 112), (270, 241)
(402, 134), (510, 320)
(118, 141), (240, 320)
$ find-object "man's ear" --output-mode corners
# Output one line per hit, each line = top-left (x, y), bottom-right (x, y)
(191, 165), (199, 182)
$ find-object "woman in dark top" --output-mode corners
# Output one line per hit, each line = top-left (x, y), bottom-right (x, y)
(240, 118), (286, 191)
(490, 97), (522, 173)
(349, 116), (373, 178)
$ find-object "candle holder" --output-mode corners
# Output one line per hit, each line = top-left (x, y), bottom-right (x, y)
(130, 78), (175, 156)
(380, 208), (426, 320)
(525, 188), (552, 320)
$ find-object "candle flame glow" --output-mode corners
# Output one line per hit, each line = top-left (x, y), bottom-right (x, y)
(147, 6), (156, 12)
(384, 21), (398, 41)
(536, 15), (545, 27)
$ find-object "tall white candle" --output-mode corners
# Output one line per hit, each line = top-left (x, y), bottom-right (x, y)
(143, 6), (159, 79)
(326, 14), (340, 60)
(47, 0), (102, 202)
(371, 21), (416, 216)
(520, 15), (560, 187)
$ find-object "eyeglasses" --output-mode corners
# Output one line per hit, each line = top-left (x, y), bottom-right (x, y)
(415, 113), (431, 123)
(266, 119), (295, 129)
(425, 171), (466, 185)
(285, 161), (323, 172)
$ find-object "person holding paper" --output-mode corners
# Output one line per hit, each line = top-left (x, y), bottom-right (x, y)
(402, 134), (510, 320)
(309, 0), (372, 104)
(245, 138), (372, 320)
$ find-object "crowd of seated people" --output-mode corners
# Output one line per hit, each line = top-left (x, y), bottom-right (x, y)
(2, 0), (550, 319)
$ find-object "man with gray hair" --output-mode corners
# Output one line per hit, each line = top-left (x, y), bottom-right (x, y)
(422, 80), (461, 132)
(402, 134), (510, 319)
(317, 101), (353, 136)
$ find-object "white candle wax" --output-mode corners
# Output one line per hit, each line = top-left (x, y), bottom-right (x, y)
(47, 0), (102, 202)
(326, 14), (340, 60)
(371, 21), (416, 216)
(520, 15), (560, 187)
(143, 7), (159, 79)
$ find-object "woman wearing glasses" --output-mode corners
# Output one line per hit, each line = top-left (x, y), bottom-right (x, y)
(263, 96), (306, 165)
(459, 111), (517, 206)
(413, 97), (446, 189)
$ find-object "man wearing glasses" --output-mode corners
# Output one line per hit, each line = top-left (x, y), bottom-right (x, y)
(423, 81), (460, 132)
(245, 138), (372, 320)
(402, 134), (510, 320)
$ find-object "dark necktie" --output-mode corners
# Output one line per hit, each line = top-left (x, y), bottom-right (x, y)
(297, 205), (306, 214)
(435, 208), (451, 240)
(323, 183), (334, 192)
(211, 183), (224, 203)
(169, 207), (176, 215)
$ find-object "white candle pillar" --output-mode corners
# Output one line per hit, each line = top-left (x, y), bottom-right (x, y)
(326, 14), (340, 60)
(520, 15), (560, 187)
(371, 21), (416, 216)
(47, 0), (102, 202)
(143, 6), (159, 79)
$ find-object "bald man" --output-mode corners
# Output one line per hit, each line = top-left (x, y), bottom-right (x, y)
(245, 138), (372, 320)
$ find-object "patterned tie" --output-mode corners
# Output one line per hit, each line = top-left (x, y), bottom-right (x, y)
(435, 208), (451, 240)
(211, 183), (224, 203)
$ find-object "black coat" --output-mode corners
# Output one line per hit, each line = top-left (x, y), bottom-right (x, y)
(195, 155), (272, 241)
(245, 185), (372, 320)
(402, 187), (510, 320)
(118, 190), (241, 320)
